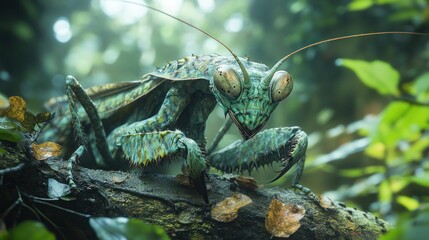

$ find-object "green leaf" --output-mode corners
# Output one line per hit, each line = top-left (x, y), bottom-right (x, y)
(403, 136), (429, 162)
(0, 129), (22, 142)
(411, 174), (429, 188)
(89, 217), (170, 240)
(0, 219), (7, 240)
(0, 117), (24, 142)
(0, 148), (7, 155)
(340, 165), (385, 178)
(347, 0), (373, 11)
(380, 207), (429, 240)
(7, 221), (55, 240)
(396, 195), (419, 211)
(337, 59), (400, 96)
(364, 142), (385, 159)
(371, 102), (429, 150)
(410, 72), (429, 101)
(379, 180), (392, 203)
(390, 176), (410, 193)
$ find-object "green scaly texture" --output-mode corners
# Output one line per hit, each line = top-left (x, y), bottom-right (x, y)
(43, 54), (306, 202)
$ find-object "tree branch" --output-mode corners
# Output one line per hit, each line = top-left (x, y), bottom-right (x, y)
(1, 159), (390, 239)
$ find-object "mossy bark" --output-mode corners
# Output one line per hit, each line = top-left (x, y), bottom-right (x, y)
(0, 158), (390, 240)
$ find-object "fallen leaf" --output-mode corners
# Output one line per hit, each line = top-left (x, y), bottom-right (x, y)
(32, 142), (63, 160)
(317, 194), (336, 209)
(0, 96), (27, 122)
(112, 174), (128, 184)
(265, 199), (305, 238)
(21, 111), (36, 131)
(175, 173), (192, 187)
(36, 112), (53, 124)
(231, 176), (262, 190)
(48, 178), (71, 199)
(211, 193), (252, 222)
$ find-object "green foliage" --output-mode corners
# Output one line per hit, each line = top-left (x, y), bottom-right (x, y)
(411, 173), (429, 188)
(347, 0), (399, 11)
(379, 207), (429, 240)
(89, 217), (170, 240)
(347, 0), (427, 23)
(0, 221), (55, 240)
(0, 218), (170, 240)
(410, 72), (429, 101)
(337, 59), (400, 96)
(0, 117), (24, 142)
(337, 59), (429, 229)
(347, 0), (374, 11)
(368, 102), (429, 161)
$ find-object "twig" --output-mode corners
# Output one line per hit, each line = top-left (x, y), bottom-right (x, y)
(0, 162), (26, 175)
(31, 203), (67, 240)
(31, 199), (91, 218)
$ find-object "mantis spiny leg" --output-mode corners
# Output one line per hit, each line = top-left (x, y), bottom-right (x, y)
(66, 76), (114, 166)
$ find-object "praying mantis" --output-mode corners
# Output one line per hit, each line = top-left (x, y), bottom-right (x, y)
(41, 0), (428, 203)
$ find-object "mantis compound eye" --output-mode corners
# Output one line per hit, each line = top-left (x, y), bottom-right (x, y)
(213, 65), (242, 99)
(270, 71), (293, 103)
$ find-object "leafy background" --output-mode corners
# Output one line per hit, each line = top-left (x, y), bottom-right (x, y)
(1, 0), (428, 238)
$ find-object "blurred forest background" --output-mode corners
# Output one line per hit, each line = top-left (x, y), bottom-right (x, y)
(1, 0), (429, 238)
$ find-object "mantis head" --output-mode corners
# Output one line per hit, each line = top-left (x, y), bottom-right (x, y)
(210, 62), (293, 139)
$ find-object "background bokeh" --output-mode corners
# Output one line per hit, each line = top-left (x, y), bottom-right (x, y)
(1, 0), (428, 235)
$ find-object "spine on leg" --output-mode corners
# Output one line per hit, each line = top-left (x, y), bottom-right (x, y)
(120, 130), (185, 166)
(209, 127), (308, 181)
(120, 130), (209, 202)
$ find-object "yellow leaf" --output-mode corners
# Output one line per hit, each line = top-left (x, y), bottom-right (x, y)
(265, 199), (305, 238)
(112, 174), (128, 184)
(317, 194), (336, 209)
(211, 193), (252, 222)
(0, 96), (27, 122)
(32, 142), (63, 160)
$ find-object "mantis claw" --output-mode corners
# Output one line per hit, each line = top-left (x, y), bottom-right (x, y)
(190, 171), (209, 204)
(180, 137), (210, 203)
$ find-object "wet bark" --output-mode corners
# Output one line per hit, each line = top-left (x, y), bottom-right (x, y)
(0, 158), (390, 240)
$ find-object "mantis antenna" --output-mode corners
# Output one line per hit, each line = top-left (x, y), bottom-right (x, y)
(113, 1), (428, 87)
